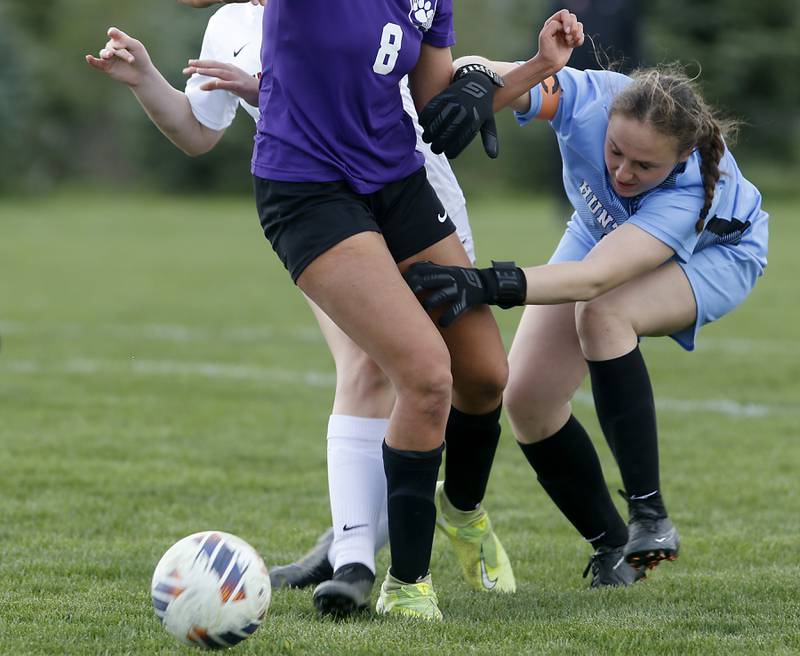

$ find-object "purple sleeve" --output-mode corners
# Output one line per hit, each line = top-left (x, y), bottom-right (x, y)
(424, 0), (455, 48)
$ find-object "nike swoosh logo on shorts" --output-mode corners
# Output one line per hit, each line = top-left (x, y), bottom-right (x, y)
(437, 212), (448, 223)
(342, 523), (368, 532)
(479, 545), (497, 590)
(233, 43), (248, 57)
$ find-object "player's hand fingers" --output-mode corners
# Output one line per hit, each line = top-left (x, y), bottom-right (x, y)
(85, 54), (110, 71)
(104, 47), (135, 65)
(574, 21), (585, 46)
(426, 104), (468, 153)
(437, 305), (462, 328)
(187, 59), (234, 71)
(541, 18), (564, 41)
(191, 67), (233, 81)
(421, 286), (458, 311)
(418, 96), (446, 142)
(107, 27), (135, 49)
(198, 79), (241, 93)
(479, 117), (499, 159)
(544, 8), (570, 27)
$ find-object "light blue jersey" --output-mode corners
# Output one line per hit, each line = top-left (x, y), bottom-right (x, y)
(516, 67), (768, 268)
(515, 67), (769, 350)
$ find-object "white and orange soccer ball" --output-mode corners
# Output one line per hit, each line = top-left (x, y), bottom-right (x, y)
(151, 531), (271, 649)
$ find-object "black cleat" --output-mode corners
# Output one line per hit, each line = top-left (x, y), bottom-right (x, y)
(583, 545), (646, 588)
(313, 563), (375, 618)
(269, 528), (334, 589)
(620, 491), (680, 570)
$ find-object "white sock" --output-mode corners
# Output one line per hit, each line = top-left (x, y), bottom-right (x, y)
(326, 415), (389, 575)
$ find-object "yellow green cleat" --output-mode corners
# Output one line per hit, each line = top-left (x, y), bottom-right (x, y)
(375, 571), (443, 621)
(434, 481), (516, 593)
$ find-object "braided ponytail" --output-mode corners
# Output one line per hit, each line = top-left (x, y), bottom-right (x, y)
(695, 117), (726, 233)
(610, 64), (738, 233)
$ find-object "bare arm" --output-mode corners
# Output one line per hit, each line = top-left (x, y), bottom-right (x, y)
(408, 44), (454, 114)
(85, 28), (224, 156)
(521, 224), (675, 304)
(404, 224), (676, 328)
(451, 56), (532, 112)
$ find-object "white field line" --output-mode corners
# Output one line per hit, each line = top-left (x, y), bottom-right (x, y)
(2, 321), (799, 356)
(0, 321), (324, 344)
(4, 357), (336, 387)
(4, 357), (798, 419)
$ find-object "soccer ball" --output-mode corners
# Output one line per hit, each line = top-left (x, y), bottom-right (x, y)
(151, 531), (271, 649)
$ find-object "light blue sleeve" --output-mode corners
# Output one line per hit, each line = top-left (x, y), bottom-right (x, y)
(628, 186), (705, 262)
(514, 67), (629, 133)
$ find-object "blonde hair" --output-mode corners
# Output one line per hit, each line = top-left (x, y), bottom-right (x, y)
(610, 65), (738, 233)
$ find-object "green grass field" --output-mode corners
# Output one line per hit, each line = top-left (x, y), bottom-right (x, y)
(1, 191), (798, 655)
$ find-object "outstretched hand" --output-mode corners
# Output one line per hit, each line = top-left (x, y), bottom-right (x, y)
(404, 261), (527, 327)
(183, 60), (259, 107)
(85, 27), (153, 87)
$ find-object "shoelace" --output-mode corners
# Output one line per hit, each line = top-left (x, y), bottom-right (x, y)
(582, 550), (612, 579)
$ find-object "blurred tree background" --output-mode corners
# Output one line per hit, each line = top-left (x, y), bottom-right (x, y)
(0, 0), (798, 197)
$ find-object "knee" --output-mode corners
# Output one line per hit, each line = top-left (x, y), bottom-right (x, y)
(504, 368), (569, 442)
(504, 380), (550, 441)
(503, 374), (531, 427)
(575, 298), (630, 356)
(453, 357), (508, 411)
(395, 351), (453, 423)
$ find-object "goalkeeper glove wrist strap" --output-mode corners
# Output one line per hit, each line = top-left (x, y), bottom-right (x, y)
(479, 261), (527, 309)
(453, 63), (505, 88)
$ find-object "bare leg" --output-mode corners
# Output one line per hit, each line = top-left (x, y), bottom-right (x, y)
(298, 232), (450, 588)
(306, 299), (394, 575)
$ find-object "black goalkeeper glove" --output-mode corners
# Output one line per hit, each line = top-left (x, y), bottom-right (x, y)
(419, 64), (504, 159)
(404, 260), (527, 328)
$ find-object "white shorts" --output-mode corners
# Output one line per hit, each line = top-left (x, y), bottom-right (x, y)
(450, 205), (476, 264)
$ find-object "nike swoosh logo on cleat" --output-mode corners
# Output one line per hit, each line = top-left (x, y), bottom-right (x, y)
(612, 557), (625, 570)
(479, 545), (497, 590)
(233, 43), (248, 57)
(437, 212), (448, 223)
(654, 530), (675, 543)
(342, 523), (368, 532)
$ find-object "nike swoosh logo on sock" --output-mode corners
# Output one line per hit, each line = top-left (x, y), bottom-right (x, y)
(342, 523), (368, 532)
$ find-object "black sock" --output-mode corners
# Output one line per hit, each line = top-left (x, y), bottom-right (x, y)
(333, 562), (375, 584)
(518, 415), (627, 548)
(383, 441), (443, 583)
(587, 346), (666, 516)
(443, 404), (502, 511)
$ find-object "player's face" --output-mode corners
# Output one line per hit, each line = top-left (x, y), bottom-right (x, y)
(604, 114), (688, 198)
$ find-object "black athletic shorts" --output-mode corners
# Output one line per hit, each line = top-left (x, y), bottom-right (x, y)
(253, 167), (457, 282)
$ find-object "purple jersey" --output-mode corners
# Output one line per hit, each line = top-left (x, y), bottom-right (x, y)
(251, 0), (455, 194)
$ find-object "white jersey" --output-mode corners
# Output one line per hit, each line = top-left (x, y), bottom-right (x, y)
(184, 2), (262, 128)
(184, 2), (473, 259)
